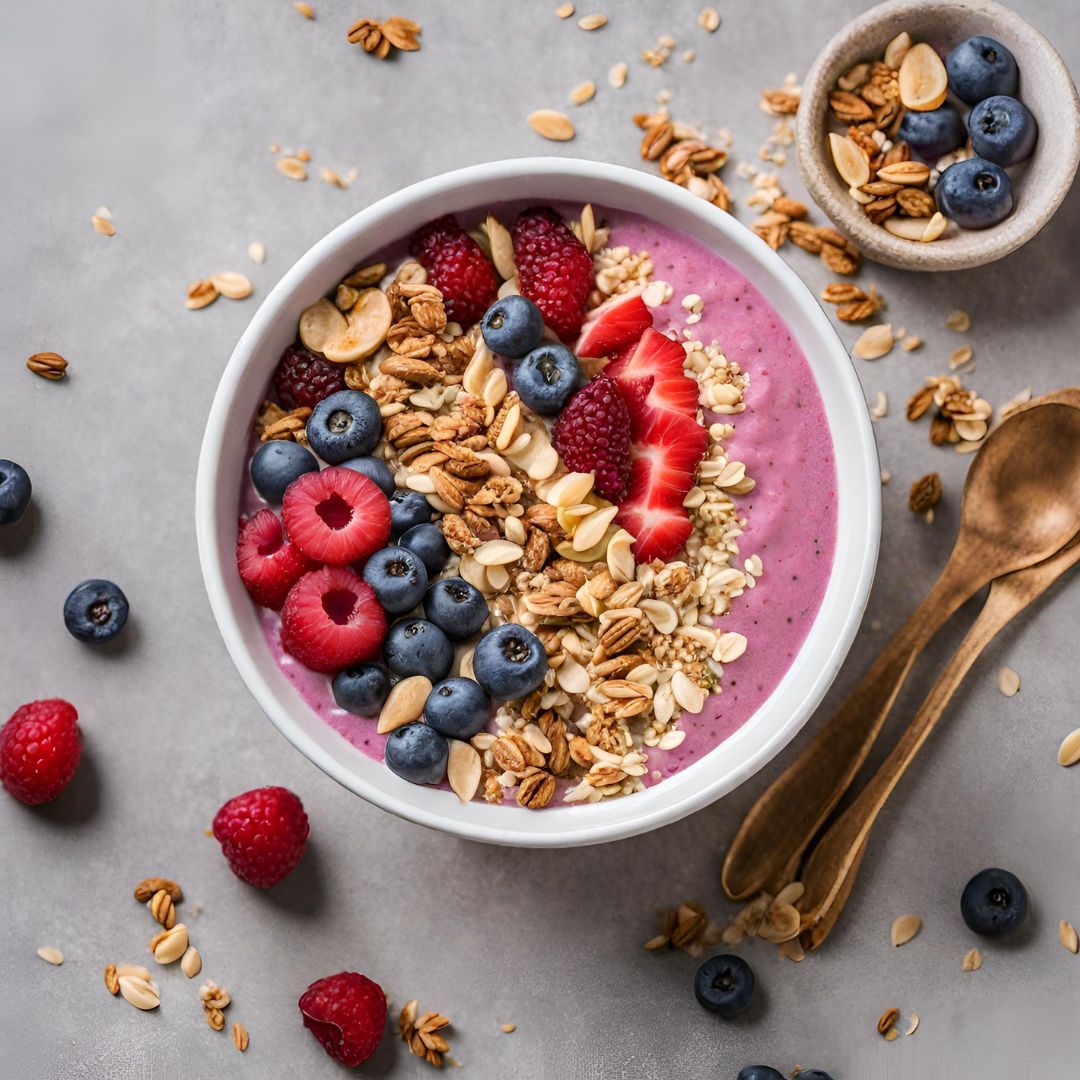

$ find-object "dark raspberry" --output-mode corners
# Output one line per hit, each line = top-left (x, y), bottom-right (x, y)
(273, 342), (345, 410)
(410, 215), (498, 326)
(551, 374), (632, 501)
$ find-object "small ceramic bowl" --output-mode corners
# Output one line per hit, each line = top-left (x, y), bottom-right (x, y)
(797, 0), (1080, 270)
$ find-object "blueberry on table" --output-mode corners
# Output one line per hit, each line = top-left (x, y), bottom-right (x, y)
(512, 342), (582, 415)
(968, 95), (1038, 167)
(946, 35), (1019, 106)
(384, 721), (449, 785)
(737, 1068), (785, 1080)
(694, 954), (754, 1017)
(362, 547), (429, 615)
(423, 677), (491, 739)
(423, 577), (488, 641)
(399, 523), (450, 578)
(384, 618), (454, 682)
(332, 662), (391, 716)
(389, 490), (434, 539)
(961, 867), (1029, 936)
(63, 579), (129, 643)
(249, 440), (320, 504)
(481, 295), (545, 359)
(897, 105), (966, 160)
(935, 158), (1013, 229)
(341, 455), (396, 497)
(472, 624), (549, 700)
(305, 389), (382, 464)
(0, 459), (32, 526)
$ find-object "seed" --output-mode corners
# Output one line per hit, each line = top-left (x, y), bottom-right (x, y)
(1058, 728), (1080, 767)
(36, 946), (64, 965)
(447, 740), (482, 803)
(232, 1022), (250, 1052)
(577, 13), (607, 30)
(91, 213), (116, 237)
(852, 324), (894, 360)
(570, 80), (596, 105)
(527, 109), (576, 142)
(961, 947), (982, 972)
(891, 914), (921, 947)
(555, 2), (574, 16)
(697, 6), (720, 31)
(276, 156), (308, 181)
(377, 676), (432, 735)
(181, 945), (202, 978)
(119, 974), (160, 1010)
(997, 666), (1020, 697)
(608, 61), (628, 88)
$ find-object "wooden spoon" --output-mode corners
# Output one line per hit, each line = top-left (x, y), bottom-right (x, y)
(721, 401), (1080, 901)
(799, 532), (1080, 948)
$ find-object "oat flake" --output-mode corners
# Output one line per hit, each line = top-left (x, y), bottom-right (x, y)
(997, 666), (1020, 697)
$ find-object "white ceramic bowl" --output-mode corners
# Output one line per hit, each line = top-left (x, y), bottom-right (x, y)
(196, 158), (880, 848)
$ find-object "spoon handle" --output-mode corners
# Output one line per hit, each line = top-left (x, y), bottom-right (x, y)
(721, 559), (981, 901)
(797, 537), (1080, 944)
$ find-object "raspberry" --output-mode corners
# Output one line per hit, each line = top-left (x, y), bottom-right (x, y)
(410, 215), (498, 326)
(280, 565), (388, 673)
(511, 206), (594, 342)
(0, 699), (82, 805)
(212, 786), (310, 888)
(236, 509), (317, 611)
(299, 971), (387, 1067)
(273, 342), (345, 410)
(551, 374), (633, 501)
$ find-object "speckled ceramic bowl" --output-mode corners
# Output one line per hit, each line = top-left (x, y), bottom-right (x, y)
(797, 0), (1079, 270)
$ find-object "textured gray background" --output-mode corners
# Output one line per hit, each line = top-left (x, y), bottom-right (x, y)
(3, 2), (1079, 1077)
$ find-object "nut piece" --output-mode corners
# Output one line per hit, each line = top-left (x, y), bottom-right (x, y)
(151, 923), (189, 964)
(908, 472), (941, 514)
(447, 739), (482, 803)
(36, 946), (64, 965)
(119, 974), (161, 1010)
(1057, 727), (1080, 767)
(877, 1006), (900, 1035)
(134, 877), (183, 903)
(898, 42), (948, 111)
(149, 889), (176, 929)
(997, 666), (1020, 697)
(104, 963), (120, 994)
(890, 913), (921, 947)
(828, 133), (870, 188)
(528, 109), (576, 142)
(181, 945), (202, 978)
(232, 1022), (250, 1052)
(378, 676), (433, 735)
(26, 351), (68, 380)
(962, 947), (983, 972)
(322, 288), (393, 363)
(186, 279), (218, 310)
(209, 272), (253, 300)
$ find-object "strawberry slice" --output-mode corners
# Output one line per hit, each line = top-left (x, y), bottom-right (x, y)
(575, 291), (653, 359)
(617, 501), (695, 565)
(605, 327), (699, 436)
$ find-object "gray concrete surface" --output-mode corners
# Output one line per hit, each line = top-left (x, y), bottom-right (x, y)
(3, 2), (1079, 1077)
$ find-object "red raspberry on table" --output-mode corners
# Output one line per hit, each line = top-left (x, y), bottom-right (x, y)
(273, 342), (346, 410)
(299, 971), (387, 1067)
(236, 509), (317, 611)
(552, 374), (633, 501)
(410, 214), (498, 326)
(0, 699), (82, 805)
(212, 785), (310, 888)
(511, 206), (594, 342)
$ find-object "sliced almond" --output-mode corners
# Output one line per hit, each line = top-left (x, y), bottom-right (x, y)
(922, 212), (948, 242)
(883, 30), (912, 69)
(299, 298), (348, 353)
(528, 109), (576, 142)
(671, 670), (705, 714)
(152, 924), (189, 965)
(997, 666), (1020, 697)
(853, 323), (894, 360)
(181, 945), (202, 978)
(484, 563), (510, 591)
(891, 913), (921, 947)
(1061, 919), (1080, 954)
(186, 279), (219, 310)
(556, 655), (590, 694)
(556, 2), (574, 16)
(463, 339), (495, 396)
(543, 472), (595, 508)
(639, 598), (678, 635)
(36, 946), (64, 965)
(570, 80), (596, 106)
(577, 12), (607, 30)
(119, 974), (160, 1010)
(377, 676), (432, 734)
(448, 740), (482, 803)
(884, 216), (934, 241)
(607, 528), (636, 583)
(573, 505), (619, 552)
(554, 527), (618, 562)
(474, 539), (524, 566)
(482, 367), (508, 408)
(828, 133), (870, 188)
(876, 161), (932, 186)
(961, 946), (983, 972)
(898, 43), (948, 111)
(1057, 727), (1080, 767)
(209, 272), (253, 300)
(608, 61), (628, 88)
(322, 288), (393, 363)
(486, 215), (516, 280)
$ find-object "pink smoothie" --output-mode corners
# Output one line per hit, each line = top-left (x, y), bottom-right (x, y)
(241, 206), (837, 800)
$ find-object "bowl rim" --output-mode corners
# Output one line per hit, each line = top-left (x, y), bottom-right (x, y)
(195, 157), (881, 847)
(796, 0), (1080, 271)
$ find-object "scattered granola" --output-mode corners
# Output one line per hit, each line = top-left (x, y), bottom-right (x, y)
(293, 1), (315, 17)
(997, 666), (1020, 697)
(644, 901), (722, 957)
(961, 947), (983, 972)
(556, 2), (574, 17)
(906, 374), (991, 449)
(36, 945), (64, 965)
(908, 472), (941, 515)
(852, 323), (894, 360)
(399, 999), (453, 1068)
(26, 351), (68, 381)
(821, 282), (883, 322)
(890, 913), (921, 947)
(232, 1021), (250, 1052)
(577, 13), (607, 30)
(528, 109), (576, 142)
(346, 15), (421, 57)
(633, 111), (731, 211)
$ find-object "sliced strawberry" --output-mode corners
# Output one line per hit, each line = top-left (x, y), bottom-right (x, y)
(282, 467), (391, 566)
(237, 510), (317, 611)
(605, 327), (699, 436)
(575, 291), (653, 359)
(616, 501), (694, 564)
(605, 327), (688, 384)
(280, 566), (388, 674)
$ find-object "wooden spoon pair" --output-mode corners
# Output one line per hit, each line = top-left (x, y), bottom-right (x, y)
(721, 392), (1080, 948)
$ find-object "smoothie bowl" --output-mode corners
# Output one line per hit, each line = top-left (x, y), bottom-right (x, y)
(196, 159), (880, 848)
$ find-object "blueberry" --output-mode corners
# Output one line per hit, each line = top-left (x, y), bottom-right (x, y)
(384, 618), (454, 682)
(423, 677), (491, 739)
(306, 389), (382, 464)
(961, 867), (1029, 936)
(472, 624), (549, 700)
(384, 721), (449, 785)
(423, 577), (488, 641)
(399, 523), (450, 578)
(363, 547), (429, 614)
(341, 455), (395, 497)
(968, 95), (1038, 166)
(946, 35), (1019, 106)
(935, 158), (1013, 229)
(0, 459), (32, 526)
(897, 105), (966, 160)
(249, 441), (320, 504)
(693, 954), (754, 1017)
(332, 662), (391, 715)
(63, 579), (129, 643)
(481, 296), (545, 359)
(513, 343), (582, 415)
(389, 490), (434, 539)
(738, 1069), (785, 1080)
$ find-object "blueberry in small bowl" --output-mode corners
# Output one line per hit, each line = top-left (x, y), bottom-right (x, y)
(936, 158), (1013, 229)
(341, 455), (396, 497)
(0, 459), (32, 526)
(897, 105), (966, 161)
(481, 295), (545, 359)
(424, 677), (491, 739)
(946, 35), (1019, 106)
(472, 624), (549, 700)
(250, 441), (320, 504)
(513, 342), (582, 415)
(389, 490), (433, 539)
(694, 954), (754, 1018)
(332, 662), (391, 716)
(384, 618), (454, 682)
(969, 95), (1038, 167)
(363, 546), (429, 615)
(64, 579), (130, 643)
(961, 867), (1029, 936)
(424, 577), (488, 641)
(306, 389), (382, 464)
(384, 721), (449, 785)
(399, 523), (450, 578)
